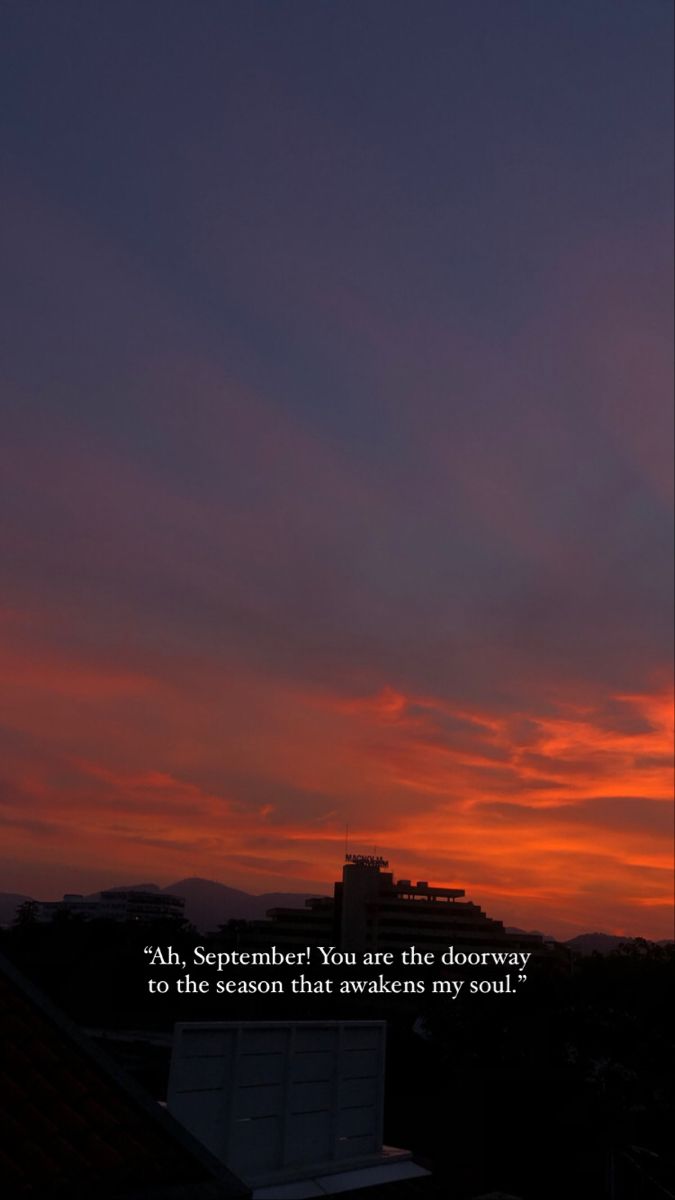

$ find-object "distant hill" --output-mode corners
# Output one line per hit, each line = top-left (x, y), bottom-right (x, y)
(505, 926), (556, 942)
(507, 928), (673, 955)
(162, 877), (327, 931)
(564, 932), (638, 955)
(85, 876), (327, 930)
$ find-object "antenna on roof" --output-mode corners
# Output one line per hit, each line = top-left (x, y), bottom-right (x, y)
(345, 823), (350, 859)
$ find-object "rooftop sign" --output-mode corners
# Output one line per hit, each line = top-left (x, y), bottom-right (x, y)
(345, 854), (389, 868)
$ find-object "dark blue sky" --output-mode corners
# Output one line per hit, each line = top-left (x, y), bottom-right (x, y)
(0, 2), (672, 935)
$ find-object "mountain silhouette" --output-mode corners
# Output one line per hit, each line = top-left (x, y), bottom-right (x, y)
(565, 931), (638, 955)
(159, 876), (327, 930)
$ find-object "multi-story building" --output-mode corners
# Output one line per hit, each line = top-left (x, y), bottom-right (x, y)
(225, 855), (544, 954)
(32, 888), (185, 923)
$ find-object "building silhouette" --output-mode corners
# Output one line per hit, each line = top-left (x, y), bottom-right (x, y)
(226, 856), (544, 955)
(32, 888), (185, 924)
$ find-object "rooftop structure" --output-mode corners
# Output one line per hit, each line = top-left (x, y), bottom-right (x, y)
(167, 1020), (429, 1195)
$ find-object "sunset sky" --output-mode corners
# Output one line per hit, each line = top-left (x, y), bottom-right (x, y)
(1, 3), (673, 939)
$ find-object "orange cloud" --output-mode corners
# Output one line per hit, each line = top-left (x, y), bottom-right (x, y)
(0, 621), (672, 940)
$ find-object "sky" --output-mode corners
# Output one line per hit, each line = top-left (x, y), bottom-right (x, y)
(1, 2), (673, 938)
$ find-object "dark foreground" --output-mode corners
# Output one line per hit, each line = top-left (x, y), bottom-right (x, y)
(2, 918), (673, 1199)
